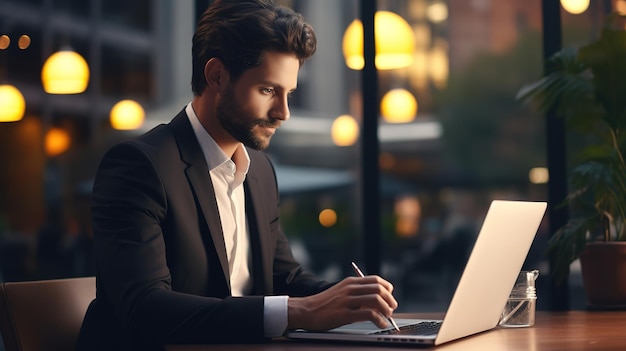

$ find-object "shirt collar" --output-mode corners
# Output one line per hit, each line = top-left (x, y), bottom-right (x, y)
(185, 102), (250, 176)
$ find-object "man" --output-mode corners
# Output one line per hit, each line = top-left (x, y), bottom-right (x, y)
(77, 0), (397, 349)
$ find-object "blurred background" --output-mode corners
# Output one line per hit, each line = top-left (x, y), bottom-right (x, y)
(0, 1), (616, 342)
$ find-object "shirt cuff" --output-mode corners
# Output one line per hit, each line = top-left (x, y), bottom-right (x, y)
(264, 295), (288, 337)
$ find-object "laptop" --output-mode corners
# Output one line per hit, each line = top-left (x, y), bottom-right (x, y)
(285, 200), (547, 346)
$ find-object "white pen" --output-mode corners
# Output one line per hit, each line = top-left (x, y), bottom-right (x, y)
(350, 261), (400, 332)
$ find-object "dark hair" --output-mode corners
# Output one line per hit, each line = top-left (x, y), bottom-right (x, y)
(191, 0), (317, 95)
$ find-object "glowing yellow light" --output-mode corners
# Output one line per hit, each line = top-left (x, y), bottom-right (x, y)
(42, 50), (90, 94)
(45, 127), (71, 156)
(0, 84), (26, 122)
(331, 114), (359, 147)
(413, 24), (431, 49)
(342, 11), (415, 70)
(0, 35), (9, 50)
(409, 49), (429, 89)
(426, 2), (448, 23)
(110, 99), (145, 130)
(529, 167), (549, 184)
(394, 196), (421, 237)
(319, 209), (337, 228)
(617, 0), (626, 14)
(429, 44), (449, 89)
(380, 89), (417, 123)
(18, 35), (31, 49)
(560, 0), (590, 14)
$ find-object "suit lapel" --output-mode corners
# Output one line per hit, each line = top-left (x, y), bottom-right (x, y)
(245, 163), (273, 295)
(169, 112), (231, 289)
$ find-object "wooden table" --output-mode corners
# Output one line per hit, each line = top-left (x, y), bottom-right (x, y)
(167, 311), (626, 350)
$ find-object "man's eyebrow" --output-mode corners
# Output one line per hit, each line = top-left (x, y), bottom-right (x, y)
(260, 80), (297, 93)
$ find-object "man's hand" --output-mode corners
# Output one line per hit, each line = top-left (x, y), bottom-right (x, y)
(287, 275), (398, 331)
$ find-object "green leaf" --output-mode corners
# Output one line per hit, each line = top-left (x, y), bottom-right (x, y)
(525, 12), (626, 283)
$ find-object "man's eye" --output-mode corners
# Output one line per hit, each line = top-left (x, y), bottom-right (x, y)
(261, 88), (274, 95)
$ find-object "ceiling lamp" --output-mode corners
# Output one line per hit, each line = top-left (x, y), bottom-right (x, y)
(41, 49), (90, 94)
(110, 99), (145, 130)
(342, 11), (415, 70)
(331, 114), (359, 146)
(0, 84), (26, 122)
(560, 0), (590, 14)
(380, 89), (417, 123)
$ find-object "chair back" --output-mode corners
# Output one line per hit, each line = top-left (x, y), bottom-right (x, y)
(0, 277), (95, 351)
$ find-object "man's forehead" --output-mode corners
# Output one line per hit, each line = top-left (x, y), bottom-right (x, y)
(242, 52), (300, 89)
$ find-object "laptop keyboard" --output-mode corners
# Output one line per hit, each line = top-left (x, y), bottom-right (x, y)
(372, 321), (442, 336)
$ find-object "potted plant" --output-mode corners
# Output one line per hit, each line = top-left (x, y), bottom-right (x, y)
(517, 12), (626, 309)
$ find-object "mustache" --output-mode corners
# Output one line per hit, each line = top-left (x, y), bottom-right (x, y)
(255, 118), (281, 128)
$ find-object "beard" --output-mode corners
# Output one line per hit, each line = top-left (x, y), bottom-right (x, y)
(216, 86), (280, 151)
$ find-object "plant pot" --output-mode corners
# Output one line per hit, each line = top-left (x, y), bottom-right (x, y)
(579, 242), (626, 310)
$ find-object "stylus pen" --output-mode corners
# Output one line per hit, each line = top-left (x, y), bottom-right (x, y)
(350, 261), (400, 332)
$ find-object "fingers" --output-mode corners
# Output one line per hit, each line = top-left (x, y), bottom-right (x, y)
(346, 275), (395, 293)
(346, 294), (395, 319)
(287, 275), (400, 331)
(346, 308), (390, 329)
(288, 294), (390, 331)
(337, 275), (398, 329)
(342, 276), (398, 310)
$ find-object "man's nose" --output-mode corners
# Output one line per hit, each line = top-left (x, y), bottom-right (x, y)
(271, 95), (290, 121)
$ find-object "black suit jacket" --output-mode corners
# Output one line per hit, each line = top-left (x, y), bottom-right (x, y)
(77, 110), (331, 350)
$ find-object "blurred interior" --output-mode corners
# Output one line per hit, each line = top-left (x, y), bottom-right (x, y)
(0, 2), (616, 345)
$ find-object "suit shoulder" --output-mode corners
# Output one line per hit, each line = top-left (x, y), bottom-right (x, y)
(98, 124), (182, 175)
(113, 109), (188, 156)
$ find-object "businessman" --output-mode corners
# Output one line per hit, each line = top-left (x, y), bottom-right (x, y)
(77, 0), (397, 349)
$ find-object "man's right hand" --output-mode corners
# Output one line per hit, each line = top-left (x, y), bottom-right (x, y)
(287, 275), (398, 331)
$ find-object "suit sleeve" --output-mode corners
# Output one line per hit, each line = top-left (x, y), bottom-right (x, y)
(91, 141), (266, 345)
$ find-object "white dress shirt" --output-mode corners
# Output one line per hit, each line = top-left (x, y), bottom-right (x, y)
(186, 103), (288, 337)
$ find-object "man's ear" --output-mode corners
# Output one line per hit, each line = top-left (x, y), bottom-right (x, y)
(204, 57), (229, 90)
